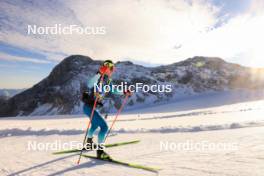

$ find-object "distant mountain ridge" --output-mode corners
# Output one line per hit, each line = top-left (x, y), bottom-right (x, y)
(0, 55), (264, 117)
(0, 89), (24, 98)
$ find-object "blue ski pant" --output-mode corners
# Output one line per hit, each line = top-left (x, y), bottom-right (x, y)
(83, 104), (109, 144)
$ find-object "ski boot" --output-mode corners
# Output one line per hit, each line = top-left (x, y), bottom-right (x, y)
(97, 144), (112, 161)
(83, 137), (96, 151)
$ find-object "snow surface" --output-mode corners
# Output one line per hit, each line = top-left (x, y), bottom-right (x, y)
(1, 96), (264, 176)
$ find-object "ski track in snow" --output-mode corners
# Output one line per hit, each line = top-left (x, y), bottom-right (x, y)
(0, 99), (264, 176)
(1, 121), (264, 138)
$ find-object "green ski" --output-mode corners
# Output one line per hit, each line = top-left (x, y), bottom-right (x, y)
(53, 140), (140, 155)
(83, 154), (160, 173)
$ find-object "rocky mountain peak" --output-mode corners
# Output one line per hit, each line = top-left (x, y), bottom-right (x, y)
(46, 55), (94, 86)
(0, 56), (264, 117)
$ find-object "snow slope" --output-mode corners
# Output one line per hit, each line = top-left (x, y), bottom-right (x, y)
(0, 98), (264, 176)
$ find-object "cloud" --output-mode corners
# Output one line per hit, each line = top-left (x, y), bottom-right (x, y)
(0, 0), (263, 67)
(174, 1), (264, 67)
(0, 0), (218, 62)
(0, 52), (51, 64)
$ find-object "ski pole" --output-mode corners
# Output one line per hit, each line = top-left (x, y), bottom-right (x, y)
(76, 95), (99, 165)
(104, 93), (130, 143)
(77, 74), (105, 165)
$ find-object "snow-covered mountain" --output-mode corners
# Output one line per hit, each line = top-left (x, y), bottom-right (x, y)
(0, 89), (24, 107)
(0, 89), (24, 98)
(0, 55), (264, 117)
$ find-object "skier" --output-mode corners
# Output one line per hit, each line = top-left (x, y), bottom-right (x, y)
(82, 60), (130, 160)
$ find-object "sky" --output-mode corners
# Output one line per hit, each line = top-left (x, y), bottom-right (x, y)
(0, 0), (264, 88)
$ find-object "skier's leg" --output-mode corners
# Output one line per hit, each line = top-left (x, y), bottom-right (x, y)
(94, 110), (108, 144)
(92, 110), (111, 160)
(83, 105), (99, 139)
(87, 123), (98, 138)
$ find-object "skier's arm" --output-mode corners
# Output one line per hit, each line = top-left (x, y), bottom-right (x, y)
(109, 82), (124, 95)
(108, 82), (132, 96)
